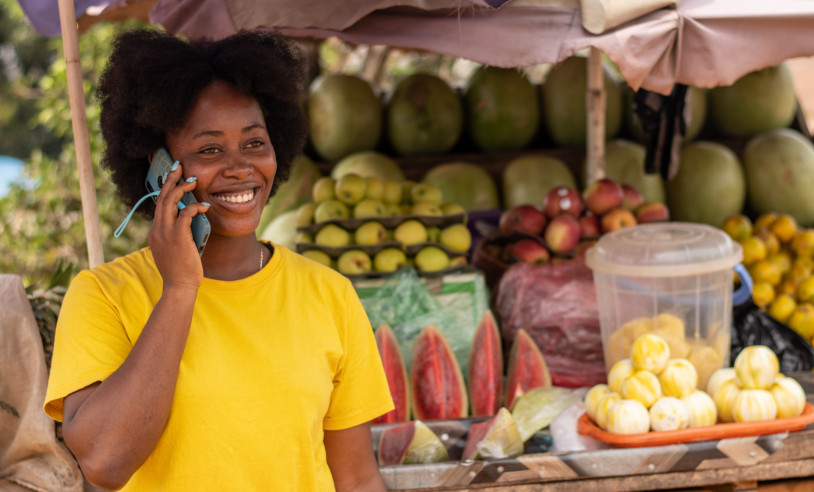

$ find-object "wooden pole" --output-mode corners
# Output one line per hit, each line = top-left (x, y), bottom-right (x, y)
(586, 47), (606, 186)
(57, 0), (105, 267)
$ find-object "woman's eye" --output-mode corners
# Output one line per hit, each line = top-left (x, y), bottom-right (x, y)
(201, 147), (221, 154)
(247, 140), (264, 149)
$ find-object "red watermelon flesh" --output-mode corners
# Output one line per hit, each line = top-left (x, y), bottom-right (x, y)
(504, 329), (552, 411)
(377, 421), (415, 466)
(467, 310), (503, 417)
(373, 324), (410, 424)
(410, 325), (469, 420)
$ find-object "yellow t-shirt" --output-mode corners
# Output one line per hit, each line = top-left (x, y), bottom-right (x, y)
(44, 243), (393, 491)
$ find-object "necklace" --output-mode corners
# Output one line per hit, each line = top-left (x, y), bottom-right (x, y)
(260, 246), (264, 271)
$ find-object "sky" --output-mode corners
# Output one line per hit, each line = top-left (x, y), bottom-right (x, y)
(0, 155), (25, 197)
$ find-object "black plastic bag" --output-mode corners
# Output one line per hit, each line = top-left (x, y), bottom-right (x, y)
(731, 299), (814, 373)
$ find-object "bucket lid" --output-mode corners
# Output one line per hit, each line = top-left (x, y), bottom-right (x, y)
(585, 222), (743, 277)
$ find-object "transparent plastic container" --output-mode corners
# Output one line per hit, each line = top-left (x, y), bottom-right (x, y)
(585, 223), (743, 390)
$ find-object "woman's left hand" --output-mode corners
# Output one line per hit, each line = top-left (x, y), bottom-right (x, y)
(325, 422), (386, 492)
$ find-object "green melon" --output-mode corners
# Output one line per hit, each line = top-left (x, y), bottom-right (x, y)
(423, 162), (500, 211)
(542, 56), (623, 148)
(708, 63), (797, 138)
(308, 74), (382, 162)
(464, 67), (540, 151)
(502, 154), (576, 209)
(599, 139), (666, 203)
(258, 154), (321, 234)
(743, 129), (814, 226)
(259, 209), (299, 251)
(387, 73), (463, 156)
(665, 141), (746, 226)
(330, 151), (405, 182)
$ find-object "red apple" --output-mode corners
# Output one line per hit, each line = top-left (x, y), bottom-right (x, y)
(499, 204), (547, 236)
(506, 238), (550, 265)
(621, 184), (645, 211)
(578, 214), (600, 239)
(544, 214), (582, 255)
(601, 207), (638, 233)
(583, 178), (624, 216)
(635, 201), (671, 223)
(574, 239), (597, 259)
(543, 186), (583, 219)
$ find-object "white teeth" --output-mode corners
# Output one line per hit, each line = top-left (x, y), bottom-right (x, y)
(216, 190), (255, 204)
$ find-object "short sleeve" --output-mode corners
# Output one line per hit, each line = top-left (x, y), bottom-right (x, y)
(323, 282), (393, 430)
(44, 270), (134, 421)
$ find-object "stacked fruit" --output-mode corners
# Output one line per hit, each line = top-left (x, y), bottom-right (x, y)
(295, 172), (472, 276)
(491, 177), (670, 265)
(585, 333), (717, 434)
(721, 212), (814, 344)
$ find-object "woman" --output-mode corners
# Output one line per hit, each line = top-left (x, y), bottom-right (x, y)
(44, 28), (393, 491)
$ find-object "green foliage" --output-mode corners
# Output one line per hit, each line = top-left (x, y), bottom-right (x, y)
(0, 2), (150, 285)
(26, 259), (75, 369)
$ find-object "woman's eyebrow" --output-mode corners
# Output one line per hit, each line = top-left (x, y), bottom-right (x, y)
(191, 124), (266, 140)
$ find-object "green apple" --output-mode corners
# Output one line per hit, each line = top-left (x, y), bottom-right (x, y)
(414, 246), (450, 272)
(373, 248), (408, 272)
(354, 221), (387, 245)
(314, 199), (350, 223)
(312, 176), (336, 203)
(439, 223), (472, 252)
(336, 249), (372, 275)
(448, 255), (468, 267)
(295, 231), (313, 244)
(295, 202), (316, 227)
(335, 173), (367, 206)
(410, 182), (442, 206)
(411, 201), (443, 217)
(315, 224), (351, 248)
(382, 180), (403, 204)
(400, 204), (413, 216)
(401, 180), (417, 204)
(393, 219), (428, 245)
(353, 199), (387, 219)
(301, 249), (332, 267)
(365, 177), (384, 201)
(426, 226), (441, 243)
(385, 203), (402, 217)
(441, 202), (466, 216)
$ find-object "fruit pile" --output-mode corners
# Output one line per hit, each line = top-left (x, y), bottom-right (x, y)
(586, 336), (807, 435)
(294, 172), (472, 277)
(487, 177), (669, 265)
(720, 212), (814, 344)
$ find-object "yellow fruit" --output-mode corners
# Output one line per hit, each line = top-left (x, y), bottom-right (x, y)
(769, 214), (798, 244)
(748, 260), (782, 286)
(796, 277), (814, 304)
(713, 379), (741, 423)
(682, 390), (718, 427)
(777, 280), (797, 297)
(631, 333), (671, 374)
(734, 345), (779, 390)
(604, 330), (628, 366)
(768, 294), (797, 324)
(768, 251), (793, 275)
(739, 236), (767, 265)
(754, 213), (778, 231)
(732, 389), (778, 422)
(584, 384), (611, 423)
(788, 303), (814, 340)
(649, 396), (690, 431)
(792, 229), (814, 257)
(606, 399), (651, 434)
(607, 359), (635, 395)
(659, 358), (699, 398)
(770, 377), (807, 419)
(653, 313), (690, 358)
(706, 367), (737, 396)
(793, 255), (814, 274)
(595, 392), (621, 430)
(751, 281), (775, 308)
(721, 214), (753, 242)
(755, 228), (781, 256)
(687, 344), (723, 391)
(619, 317), (653, 348)
(621, 370), (663, 409)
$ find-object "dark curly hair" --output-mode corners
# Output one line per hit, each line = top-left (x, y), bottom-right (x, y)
(97, 28), (309, 217)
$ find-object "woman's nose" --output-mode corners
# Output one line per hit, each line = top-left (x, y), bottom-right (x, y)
(223, 153), (252, 177)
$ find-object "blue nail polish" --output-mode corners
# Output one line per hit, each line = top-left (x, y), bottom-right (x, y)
(186, 176), (197, 182)
(177, 201), (186, 210)
(171, 161), (179, 171)
(162, 172), (168, 181)
(201, 202), (210, 207)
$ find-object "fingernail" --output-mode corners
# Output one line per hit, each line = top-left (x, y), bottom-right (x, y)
(162, 172), (168, 181)
(201, 202), (210, 207)
(177, 201), (186, 210)
(171, 161), (179, 171)
(186, 176), (197, 182)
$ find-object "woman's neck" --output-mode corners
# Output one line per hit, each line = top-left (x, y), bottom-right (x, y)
(199, 234), (267, 281)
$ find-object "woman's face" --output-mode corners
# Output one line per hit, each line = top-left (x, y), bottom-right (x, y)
(166, 80), (276, 239)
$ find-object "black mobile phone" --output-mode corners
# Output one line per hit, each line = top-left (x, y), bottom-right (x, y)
(145, 147), (210, 256)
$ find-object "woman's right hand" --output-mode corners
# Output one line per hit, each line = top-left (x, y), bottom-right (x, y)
(147, 162), (210, 291)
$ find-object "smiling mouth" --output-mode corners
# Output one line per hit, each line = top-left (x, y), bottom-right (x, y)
(212, 187), (261, 204)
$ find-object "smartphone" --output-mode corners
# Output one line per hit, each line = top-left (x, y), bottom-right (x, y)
(145, 147), (210, 256)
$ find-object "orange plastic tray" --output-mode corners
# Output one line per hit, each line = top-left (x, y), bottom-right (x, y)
(578, 402), (814, 448)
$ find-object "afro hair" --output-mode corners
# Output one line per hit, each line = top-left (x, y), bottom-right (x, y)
(97, 28), (310, 217)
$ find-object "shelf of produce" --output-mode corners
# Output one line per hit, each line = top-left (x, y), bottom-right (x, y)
(376, 371), (814, 492)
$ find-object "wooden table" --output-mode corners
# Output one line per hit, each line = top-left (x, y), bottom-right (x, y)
(377, 372), (814, 492)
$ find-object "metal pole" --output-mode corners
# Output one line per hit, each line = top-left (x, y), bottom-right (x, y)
(57, 0), (105, 267)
